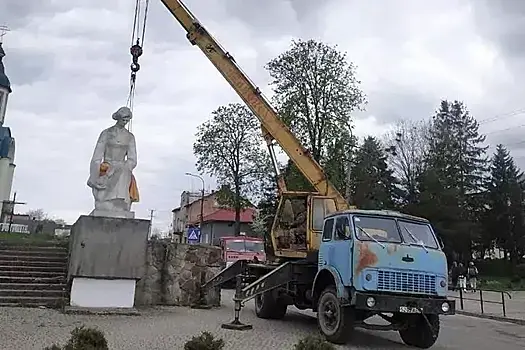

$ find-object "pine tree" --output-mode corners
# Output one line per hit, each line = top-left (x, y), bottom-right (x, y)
(350, 136), (398, 209)
(418, 100), (488, 260)
(486, 145), (524, 265)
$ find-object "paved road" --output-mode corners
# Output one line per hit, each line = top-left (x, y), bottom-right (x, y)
(0, 290), (524, 349)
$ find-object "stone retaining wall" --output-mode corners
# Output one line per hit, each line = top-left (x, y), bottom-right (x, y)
(135, 240), (222, 307)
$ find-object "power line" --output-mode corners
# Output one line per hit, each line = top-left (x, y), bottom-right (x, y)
(477, 108), (525, 125)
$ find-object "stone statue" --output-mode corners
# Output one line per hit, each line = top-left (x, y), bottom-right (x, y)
(87, 106), (140, 218)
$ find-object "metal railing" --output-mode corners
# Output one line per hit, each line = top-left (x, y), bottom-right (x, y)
(0, 223), (30, 234)
(448, 287), (512, 317)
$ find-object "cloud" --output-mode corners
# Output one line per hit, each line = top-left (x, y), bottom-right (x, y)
(1, 0), (523, 230)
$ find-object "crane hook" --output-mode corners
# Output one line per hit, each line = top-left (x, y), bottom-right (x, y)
(130, 40), (143, 73)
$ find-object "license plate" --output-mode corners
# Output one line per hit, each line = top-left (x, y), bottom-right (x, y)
(399, 306), (420, 313)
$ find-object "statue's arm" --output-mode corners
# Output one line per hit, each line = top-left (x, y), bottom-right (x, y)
(89, 131), (107, 179)
(126, 133), (137, 171)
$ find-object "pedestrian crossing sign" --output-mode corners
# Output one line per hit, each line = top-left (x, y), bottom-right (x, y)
(187, 227), (201, 242)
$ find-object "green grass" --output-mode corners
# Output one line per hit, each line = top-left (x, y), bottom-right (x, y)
(0, 232), (69, 246)
(479, 276), (525, 291)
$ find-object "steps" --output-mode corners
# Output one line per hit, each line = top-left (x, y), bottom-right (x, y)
(0, 240), (69, 308)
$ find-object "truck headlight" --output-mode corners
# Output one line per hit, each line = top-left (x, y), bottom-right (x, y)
(365, 273), (372, 281)
(366, 297), (376, 308)
(440, 280), (446, 288)
(441, 302), (450, 313)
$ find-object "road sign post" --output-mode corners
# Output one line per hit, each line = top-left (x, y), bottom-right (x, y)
(187, 226), (201, 244)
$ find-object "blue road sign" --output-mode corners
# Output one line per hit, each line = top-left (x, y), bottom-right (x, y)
(187, 227), (201, 243)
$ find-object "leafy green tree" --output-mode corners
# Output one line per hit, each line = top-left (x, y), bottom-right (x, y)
(193, 103), (269, 236)
(266, 39), (365, 192)
(349, 136), (398, 209)
(323, 129), (357, 200)
(254, 172), (279, 257)
(485, 145), (525, 265)
(417, 100), (488, 259)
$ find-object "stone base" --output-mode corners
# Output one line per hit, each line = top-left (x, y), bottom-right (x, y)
(70, 277), (136, 308)
(68, 215), (150, 281)
(90, 209), (135, 219)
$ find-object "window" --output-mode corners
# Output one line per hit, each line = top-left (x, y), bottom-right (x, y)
(334, 216), (351, 240)
(322, 218), (334, 241)
(353, 216), (402, 243)
(398, 221), (438, 249)
(311, 198), (337, 231)
(225, 240), (265, 253)
(0, 90), (5, 125)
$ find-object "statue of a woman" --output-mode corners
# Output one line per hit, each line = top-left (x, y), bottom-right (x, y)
(87, 106), (140, 218)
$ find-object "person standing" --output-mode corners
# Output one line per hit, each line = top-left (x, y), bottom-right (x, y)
(468, 261), (479, 291)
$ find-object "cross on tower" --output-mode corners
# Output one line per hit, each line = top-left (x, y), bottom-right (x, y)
(0, 25), (10, 44)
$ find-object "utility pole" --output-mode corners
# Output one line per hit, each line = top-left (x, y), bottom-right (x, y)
(148, 209), (155, 237)
(7, 192), (26, 234)
(185, 172), (205, 242)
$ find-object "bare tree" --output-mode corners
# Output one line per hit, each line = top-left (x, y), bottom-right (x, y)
(384, 119), (430, 206)
(26, 209), (48, 221)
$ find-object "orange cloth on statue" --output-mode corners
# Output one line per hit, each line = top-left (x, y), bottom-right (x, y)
(99, 162), (110, 176)
(129, 174), (140, 203)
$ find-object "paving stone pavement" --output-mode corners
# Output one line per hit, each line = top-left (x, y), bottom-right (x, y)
(0, 289), (524, 349)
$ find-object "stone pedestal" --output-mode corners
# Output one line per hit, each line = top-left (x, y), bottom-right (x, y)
(68, 215), (149, 309)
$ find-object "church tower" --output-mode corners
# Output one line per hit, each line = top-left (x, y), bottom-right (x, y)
(0, 41), (16, 219)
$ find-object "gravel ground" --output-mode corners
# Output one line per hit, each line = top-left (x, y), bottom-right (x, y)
(0, 290), (524, 349)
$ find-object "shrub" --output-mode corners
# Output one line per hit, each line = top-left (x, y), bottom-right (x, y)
(44, 326), (108, 350)
(515, 264), (525, 279)
(44, 346), (62, 350)
(294, 335), (335, 350)
(184, 331), (225, 350)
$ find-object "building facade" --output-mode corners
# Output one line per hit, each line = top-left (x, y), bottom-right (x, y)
(172, 190), (255, 244)
(0, 42), (15, 218)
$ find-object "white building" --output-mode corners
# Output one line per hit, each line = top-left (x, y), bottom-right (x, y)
(0, 42), (15, 218)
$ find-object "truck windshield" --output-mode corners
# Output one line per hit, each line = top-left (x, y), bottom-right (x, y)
(353, 216), (402, 243)
(225, 240), (265, 253)
(398, 221), (438, 249)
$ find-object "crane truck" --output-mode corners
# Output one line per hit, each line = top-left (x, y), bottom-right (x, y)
(159, 0), (455, 347)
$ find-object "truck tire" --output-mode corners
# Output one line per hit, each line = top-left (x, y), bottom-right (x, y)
(255, 291), (287, 319)
(399, 314), (440, 349)
(317, 286), (354, 344)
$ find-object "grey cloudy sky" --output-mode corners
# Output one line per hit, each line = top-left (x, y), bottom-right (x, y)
(1, 0), (524, 229)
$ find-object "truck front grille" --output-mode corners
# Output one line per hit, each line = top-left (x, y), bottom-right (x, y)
(377, 270), (437, 295)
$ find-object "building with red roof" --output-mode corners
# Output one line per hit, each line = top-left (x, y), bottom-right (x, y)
(171, 189), (256, 244)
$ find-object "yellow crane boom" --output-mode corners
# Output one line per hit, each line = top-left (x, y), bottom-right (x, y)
(160, 0), (349, 212)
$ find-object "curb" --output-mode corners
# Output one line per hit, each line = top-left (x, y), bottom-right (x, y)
(457, 310), (525, 326)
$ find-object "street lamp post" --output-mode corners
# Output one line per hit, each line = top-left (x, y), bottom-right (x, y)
(185, 172), (205, 242)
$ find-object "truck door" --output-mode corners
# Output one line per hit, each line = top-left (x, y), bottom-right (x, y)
(331, 215), (353, 285)
(318, 218), (334, 269)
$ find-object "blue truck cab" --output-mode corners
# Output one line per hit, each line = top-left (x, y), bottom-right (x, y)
(312, 209), (455, 348)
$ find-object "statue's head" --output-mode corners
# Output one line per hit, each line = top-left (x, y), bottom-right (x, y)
(112, 106), (132, 127)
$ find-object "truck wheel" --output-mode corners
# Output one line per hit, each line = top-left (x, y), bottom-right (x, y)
(399, 314), (440, 349)
(255, 291), (287, 319)
(317, 286), (354, 344)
